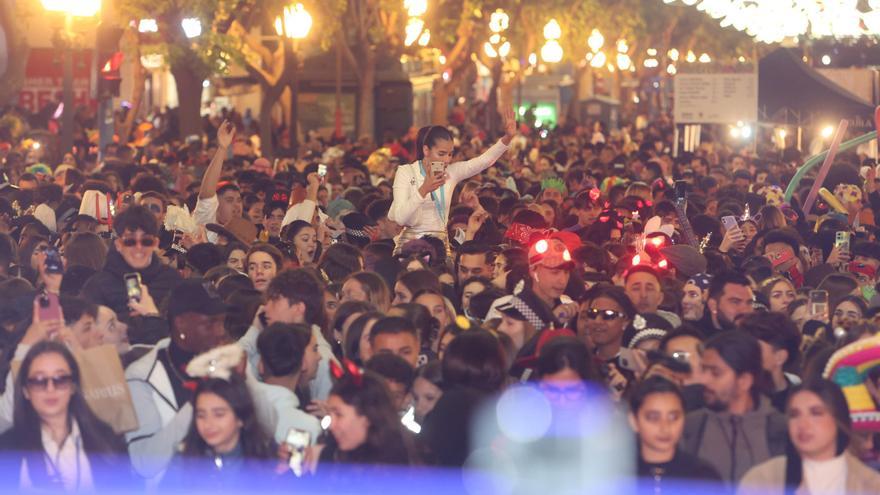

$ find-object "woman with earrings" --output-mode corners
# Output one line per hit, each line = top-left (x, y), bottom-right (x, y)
(0, 341), (131, 491)
(304, 364), (413, 475)
(389, 108), (518, 256)
(738, 378), (880, 495)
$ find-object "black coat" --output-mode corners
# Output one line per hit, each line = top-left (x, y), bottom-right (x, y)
(81, 248), (179, 345)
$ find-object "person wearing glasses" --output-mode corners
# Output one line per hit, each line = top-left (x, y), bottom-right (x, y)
(82, 205), (181, 346)
(0, 341), (130, 491)
(578, 284), (637, 390)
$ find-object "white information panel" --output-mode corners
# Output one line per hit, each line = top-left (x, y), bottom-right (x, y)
(673, 73), (758, 124)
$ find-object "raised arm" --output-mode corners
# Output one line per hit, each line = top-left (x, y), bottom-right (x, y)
(198, 121), (235, 200)
(447, 106), (517, 183)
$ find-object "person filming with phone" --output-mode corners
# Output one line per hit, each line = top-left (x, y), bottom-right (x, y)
(388, 107), (518, 257)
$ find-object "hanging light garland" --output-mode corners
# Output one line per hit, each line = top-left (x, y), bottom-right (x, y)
(662, 0), (880, 43)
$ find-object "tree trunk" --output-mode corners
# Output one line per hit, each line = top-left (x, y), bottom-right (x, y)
(357, 47), (376, 140)
(116, 28), (145, 145)
(431, 78), (449, 125)
(486, 60), (503, 137)
(171, 64), (203, 139)
(259, 81), (279, 159)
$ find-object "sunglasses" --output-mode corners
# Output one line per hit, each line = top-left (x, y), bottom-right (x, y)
(26, 374), (74, 391)
(121, 236), (157, 248)
(583, 308), (626, 321)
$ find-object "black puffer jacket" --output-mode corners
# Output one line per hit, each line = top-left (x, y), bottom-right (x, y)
(82, 248), (180, 344)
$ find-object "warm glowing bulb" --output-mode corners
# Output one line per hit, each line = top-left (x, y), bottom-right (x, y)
(587, 29), (604, 52)
(541, 40), (563, 63)
(543, 19), (562, 40)
(668, 48), (679, 61)
(821, 125), (834, 138)
(404, 0), (428, 17)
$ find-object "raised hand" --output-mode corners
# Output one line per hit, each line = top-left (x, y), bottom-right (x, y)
(217, 120), (235, 149)
(501, 105), (517, 145)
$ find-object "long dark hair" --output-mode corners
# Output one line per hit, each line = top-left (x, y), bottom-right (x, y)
(783, 378), (852, 494)
(330, 371), (412, 465)
(13, 341), (124, 487)
(414, 126), (453, 161)
(441, 329), (507, 394)
(535, 337), (600, 383)
(181, 377), (274, 460)
(344, 311), (384, 365)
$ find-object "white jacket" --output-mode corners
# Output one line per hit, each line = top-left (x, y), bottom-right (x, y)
(388, 139), (509, 233)
(124, 339), (192, 483)
(251, 381), (323, 445)
(124, 339), (275, 485)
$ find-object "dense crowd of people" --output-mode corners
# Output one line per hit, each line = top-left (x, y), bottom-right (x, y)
(0, 103), (876, 494)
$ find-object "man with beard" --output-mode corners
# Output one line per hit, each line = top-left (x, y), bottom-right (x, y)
(680, 331), (786, 484)
(697, 270), (754, 338)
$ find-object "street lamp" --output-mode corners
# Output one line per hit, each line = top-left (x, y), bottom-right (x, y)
(275, 3), (312, 148)
(41, 0), (101, 157)
(541, 19), (563, 63)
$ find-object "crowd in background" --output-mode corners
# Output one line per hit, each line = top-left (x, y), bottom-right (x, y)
(0, 101), (875, 494)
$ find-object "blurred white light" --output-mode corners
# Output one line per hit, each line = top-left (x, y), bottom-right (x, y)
(405, 18), (425, 46)
(181, 18), (202, 38)
(496, 387), (552, 443)
(438, 54), (447, 65)
(666, 63), (677, 75)
(41, 0), (100, 17)
(821, 54), (831, 65)
(668, 48), (680, 61)
(686, 50), (697, 63)
(138, 19), (158, 33)
(590, 50), (607, 68)
(643, 58), (659, 68)
(528, 53), (538, 66)
(541, 40), (563, 63)
(821, 125), (834, 138)
(544, 19), (562, 40)
(202, 80), (210, 88)
(489, 9), (510, 33)
(616, 53), (631, 71)
(404, 0), (428, 17)
(418, 29), (430, 46)
(498, 41), (511, 58)
(667, 0), (880, 42)
(646, 48), (658, 56)
(587, 29), (604, 52)
(484, 42), (498, 58)
(741, 125), (752, 138)
(698, 53), (711, 63)
(616, 39), (629, 53)
(321, 415), (331, 429)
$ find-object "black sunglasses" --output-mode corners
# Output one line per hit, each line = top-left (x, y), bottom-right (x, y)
(121, 236), (157, 248)
(26, 375), (74, 391)
(584, 308), (626, 321)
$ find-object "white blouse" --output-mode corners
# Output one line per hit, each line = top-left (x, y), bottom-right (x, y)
(803, 455), (847, 495)
(20, 420), (94, 492)
(388, 139), (509, 233)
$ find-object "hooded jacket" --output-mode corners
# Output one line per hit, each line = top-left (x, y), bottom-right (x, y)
(681, 396), (787, 484)
(82, 248), (180, 344)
